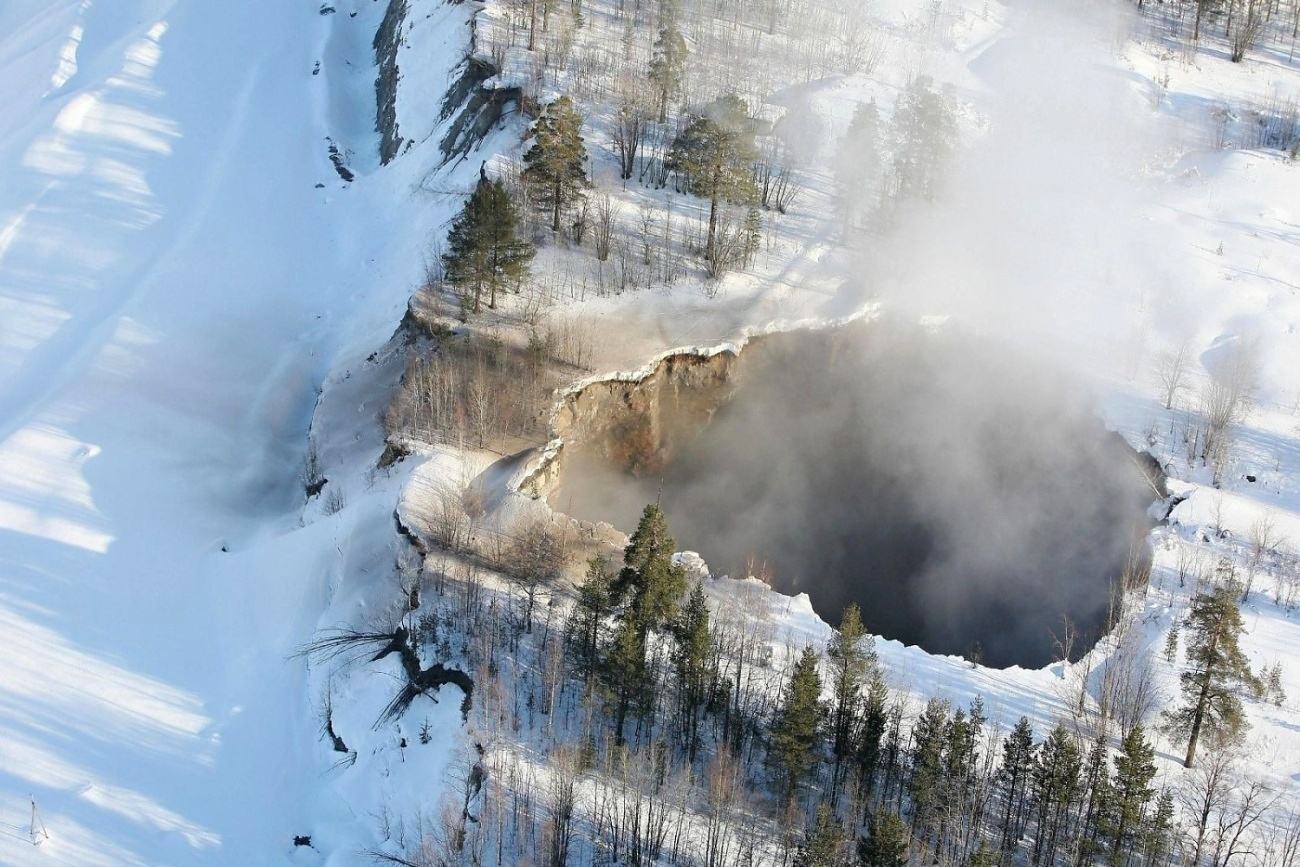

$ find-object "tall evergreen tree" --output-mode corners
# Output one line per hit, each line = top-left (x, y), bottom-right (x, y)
(442, 175), (534, 314)
(828, 603), (874, 782)
(770, 645), (824, 804)
(858, 809), (909, 867)
(667, 94), (757, 263)
(999, 716), (1036, 851)
(794, 803), (847, 867)
(1073, 732), (1112, 867)
(522, 96), (589, 233)
(604, 616), (647, 744)
(1106, 725), (1157, 866)
(939, 706), (974, 846)
(836, 99), (881, 233)
(855, 671), (890, 805)
(1143, 789), (1175, 866)
(648, 12), (687, 123)
(1165, 586), (1260, 767)
(611, 504), (688, 643)
(889, 75), (958, 203)
(908, 697), (950, 838)
(1031, 724), (1082, 866)
(880, 701), (905, 805)
(571, 555), (613, 687)
(673, 580), (713, 760)
(603, 504), (686, 744)
(966, 696), (985, 775)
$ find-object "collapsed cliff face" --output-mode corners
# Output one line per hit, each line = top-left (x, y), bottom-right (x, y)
(530, 323), (1166, 669)
(521, 347), (745, 498)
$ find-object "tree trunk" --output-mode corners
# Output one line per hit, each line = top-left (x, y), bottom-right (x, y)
(706, 168), (721, 262)
(553, 176), (563, 233)
(1185, 633), (1219, 768)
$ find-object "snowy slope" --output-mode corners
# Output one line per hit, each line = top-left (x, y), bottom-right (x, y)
(0, 1), (483, 862)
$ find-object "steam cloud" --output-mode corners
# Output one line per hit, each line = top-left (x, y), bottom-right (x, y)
(846, 0), (1191, 370)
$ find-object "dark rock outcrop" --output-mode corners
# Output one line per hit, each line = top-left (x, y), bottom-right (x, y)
(374, 0), (409, 165)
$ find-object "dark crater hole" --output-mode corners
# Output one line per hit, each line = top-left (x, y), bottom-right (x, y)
(547, 324), (1159, 669)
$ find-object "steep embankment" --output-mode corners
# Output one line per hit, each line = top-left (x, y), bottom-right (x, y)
(0, 1), (485, 863)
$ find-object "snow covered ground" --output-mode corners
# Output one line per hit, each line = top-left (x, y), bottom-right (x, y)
(3, 0), (1300, 863)
(0, 0), (487, 861)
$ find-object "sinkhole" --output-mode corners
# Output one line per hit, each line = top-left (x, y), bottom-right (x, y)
(540, 323), (1162, 669)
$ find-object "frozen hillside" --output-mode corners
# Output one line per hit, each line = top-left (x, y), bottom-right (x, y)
(0, 0), (483, 862)
(2, 0), (1300, 864)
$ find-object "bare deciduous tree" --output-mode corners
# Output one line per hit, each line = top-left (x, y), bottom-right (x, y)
(1229, 0), (1267, 62)
(506, 518), (567, 630)
(593, 193), (618, 262)
(1179, 738), (1239, 866)
(612, 78), (652, 181)
(1210, 777), (1279, 867)
(1156, 339), (1193, 410)
(545, 744), (581, 866)
(1201, 340), (1259, 482)
(1244, 511), (1281, 603)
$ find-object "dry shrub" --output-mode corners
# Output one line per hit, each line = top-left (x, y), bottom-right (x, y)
(386, 332), (557, 450)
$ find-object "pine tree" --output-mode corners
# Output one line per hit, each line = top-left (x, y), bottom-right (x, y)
(836, 100), (880, 233)
(1143, 789), (1175, 866)
(828, 603), (874, 777)
(1073, 732), (1112, 867)
(943, 705), (975, 785)
(966, 696), (985, 775)
(908, 697), (949, 838)
(889, 76), (958, 203)
(603, 504), (686, 744)
(442, 175), (534, 314)
(741, 205), (763, 268)
(966, 843), (998, 867)
(603, 616), (647, 744)
(571, 555), (613, 686)
(522, 96), (588, 233)
(1265, 661), (1287, 705)
(880, 701), (905, 807)
(673, 580), (713, 760)
(794, 803), (846, 867)
(648, 12), (687, 123)
(1163, 621), (1179, 663)
(667, 94), (757, 264)
(858, 809), (909, 867)
(1165, 586), (1260, 767)
(1031, 724), (1082, 866)
(999, 717), (1035, 851)
(939, 706), (974, 845)
(770, 645), (824, 804)
(611, 504), (688, 643)
(856, 671), (890, 803)
(1106, 725), (1157, 866)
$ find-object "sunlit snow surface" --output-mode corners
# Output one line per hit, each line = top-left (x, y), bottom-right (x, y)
(0, 0), (480, 861)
